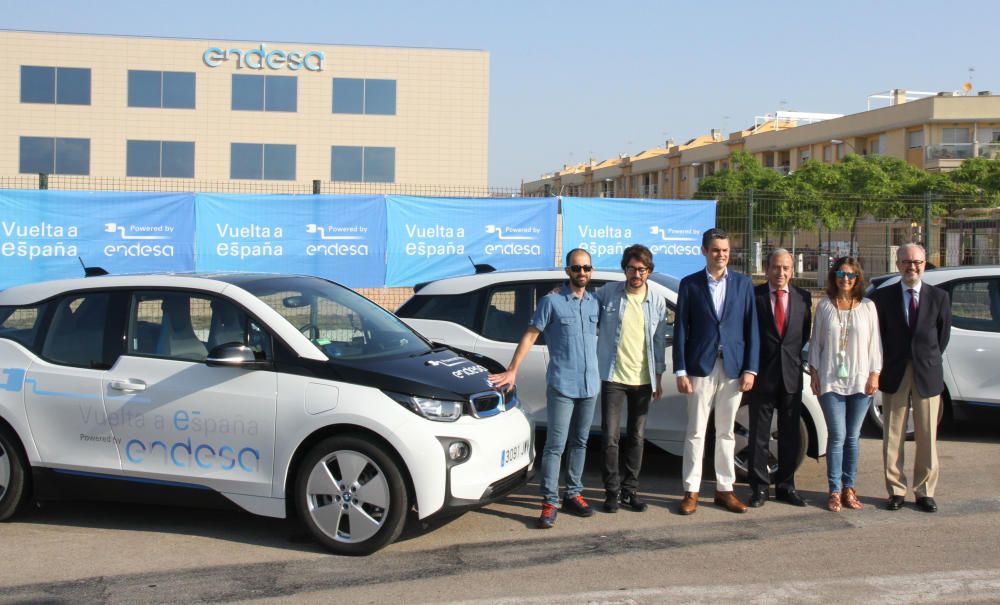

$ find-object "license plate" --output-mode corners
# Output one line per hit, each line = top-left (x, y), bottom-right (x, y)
(500, 439), (530, 468)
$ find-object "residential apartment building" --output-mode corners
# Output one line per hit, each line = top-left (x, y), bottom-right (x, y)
(1, 30), (490, 189)
(523, 90), (1000, 198)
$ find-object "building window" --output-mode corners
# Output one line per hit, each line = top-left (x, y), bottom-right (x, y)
(907, 130), (925, 148)
(231, 143), (296, 180)
(231, 75), (297, 112)
(127, 140), (195, 178)
(332, 78), (397, 115)
(128, 70), (196, 109)
(942, 127), (971, 144)
(823, 145), (833, 162)
(19, 137), (90, 175)
(20, 66), (91, 105)
(330, 146), (395, 182)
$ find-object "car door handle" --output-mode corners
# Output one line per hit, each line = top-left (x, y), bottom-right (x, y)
(109, 379), (147, 392)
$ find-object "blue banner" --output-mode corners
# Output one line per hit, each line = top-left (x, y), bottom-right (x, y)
(561, 197), (716, 277)
(195, 194), (386, 288)
(0, 190), (195, 289)
(385, 196), (557, 287)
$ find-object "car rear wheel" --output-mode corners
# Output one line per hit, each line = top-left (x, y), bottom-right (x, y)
(733, 402), (808, 482)
(295, 435), (408, 556)
(0, 426), (29, 521)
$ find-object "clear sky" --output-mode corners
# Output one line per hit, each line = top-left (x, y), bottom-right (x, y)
(4, 0), (997, 187)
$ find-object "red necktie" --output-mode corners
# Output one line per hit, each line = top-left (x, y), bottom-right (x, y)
(774, 289), (786, 337)
(908, 288), (918, 331)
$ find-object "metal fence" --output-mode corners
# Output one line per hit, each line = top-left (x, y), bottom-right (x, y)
(4, 175), (998, 306)
(709, 190), (1000, 284)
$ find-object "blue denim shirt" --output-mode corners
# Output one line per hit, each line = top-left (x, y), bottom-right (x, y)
(594, 281), (669, 383)
(530, 285), (600, 398)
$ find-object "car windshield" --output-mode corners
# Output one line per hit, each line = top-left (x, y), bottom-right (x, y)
(240, 276), (431, 361)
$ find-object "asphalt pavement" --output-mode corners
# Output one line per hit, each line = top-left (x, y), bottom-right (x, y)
(2, 416), (999, 605)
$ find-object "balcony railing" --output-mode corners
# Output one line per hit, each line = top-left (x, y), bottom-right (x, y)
(925, 143), (973, 160)
(978, 143), (1000, 160)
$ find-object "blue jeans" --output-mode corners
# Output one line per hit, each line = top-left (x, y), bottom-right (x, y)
(819, 392), (871, 493)
(540, 385), (598, 506)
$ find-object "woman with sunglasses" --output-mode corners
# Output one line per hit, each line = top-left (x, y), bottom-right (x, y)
(808, 257), (882, 512)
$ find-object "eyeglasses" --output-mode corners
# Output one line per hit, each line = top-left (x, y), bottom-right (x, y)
(898, 259), (925, 267)
(625, 266), (649, 275)
(835, 270), (858, 280)
(569, 264), (593, 273)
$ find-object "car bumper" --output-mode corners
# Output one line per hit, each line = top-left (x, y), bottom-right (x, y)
(428, 410), (535, 518)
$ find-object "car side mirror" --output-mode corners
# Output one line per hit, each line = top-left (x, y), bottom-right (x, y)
(206, 343), (269, 369)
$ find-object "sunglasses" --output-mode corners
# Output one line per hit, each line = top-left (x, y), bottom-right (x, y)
(569, 264), (593, 273)
(835, 270), (858, 280)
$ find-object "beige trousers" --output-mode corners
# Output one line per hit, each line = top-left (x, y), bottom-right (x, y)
(882, 363), (940, 498)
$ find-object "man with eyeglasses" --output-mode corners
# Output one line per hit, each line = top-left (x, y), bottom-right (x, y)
(489, 248), (600, 528)
(870, 243), (951, 513)
(673, 228), (759, 515)
(592, 244), (670, 513)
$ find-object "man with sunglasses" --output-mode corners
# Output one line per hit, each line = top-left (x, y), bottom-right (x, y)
(489, 248), (600, 528)
(592, 244), (670, 513)
(870, 243), (951, 513)
(673, 228), (759, 515)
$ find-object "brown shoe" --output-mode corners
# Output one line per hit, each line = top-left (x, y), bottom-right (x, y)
(841, 487), (863, 510)
(828, 492), (842, 512)
(713, 490), (748, 514)
(678, 491), (699, 515)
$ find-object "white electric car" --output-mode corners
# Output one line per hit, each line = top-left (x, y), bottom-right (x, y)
(397, 269), (828, 480)
(0, 272), (533, 555)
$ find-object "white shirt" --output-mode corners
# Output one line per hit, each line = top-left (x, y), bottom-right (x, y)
(808, 298), (883, 396)
(706, 268), (727, 317)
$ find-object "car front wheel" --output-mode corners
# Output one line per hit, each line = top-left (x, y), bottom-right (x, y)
(733, 402), (808, 482)
(295, 435), (408, 556)
(0, 426), (29, 521)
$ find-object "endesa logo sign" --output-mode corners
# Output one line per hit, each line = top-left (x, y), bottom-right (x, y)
(203, 43), (325, 71)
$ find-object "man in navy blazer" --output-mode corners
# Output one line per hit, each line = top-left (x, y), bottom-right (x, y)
(673, 228), (759, 515)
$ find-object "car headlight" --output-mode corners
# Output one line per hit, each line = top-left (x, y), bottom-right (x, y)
(385, 391), (463, 422)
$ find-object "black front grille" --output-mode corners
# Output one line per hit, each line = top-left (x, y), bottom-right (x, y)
(469, 391), (503, 418)
(483, 468), (529, 499)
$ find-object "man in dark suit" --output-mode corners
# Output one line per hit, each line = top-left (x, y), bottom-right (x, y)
(870, 243), (951, 513)
(673, 228), (759, 515)
(747, 248), (811, 508)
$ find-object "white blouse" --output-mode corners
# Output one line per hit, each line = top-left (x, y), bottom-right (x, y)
(808, 297), (883, 396)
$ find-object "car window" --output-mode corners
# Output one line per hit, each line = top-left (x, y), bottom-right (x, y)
(41, 292), (112, 369)
(947, 279), (1000, 333)
(396, 292), (480, 332)
(242, 276), (429, 361)
(0, 303), (48, 350)
(483, 284), (535, 343)
(127, 291), (272, 362)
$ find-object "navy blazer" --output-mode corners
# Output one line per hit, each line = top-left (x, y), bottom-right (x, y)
(673, 269), (760, 379)
(870, 281), (951, 397)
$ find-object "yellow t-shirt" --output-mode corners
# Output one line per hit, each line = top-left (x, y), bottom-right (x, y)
(611, 290), (650, 385)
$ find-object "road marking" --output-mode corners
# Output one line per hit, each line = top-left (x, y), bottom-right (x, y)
(441, 568), (1000, 605)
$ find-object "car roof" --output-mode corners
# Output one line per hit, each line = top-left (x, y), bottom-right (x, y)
(871, 265), (1000, 290)
(410, 268), (679, 302)
(0, 272), (324, 306)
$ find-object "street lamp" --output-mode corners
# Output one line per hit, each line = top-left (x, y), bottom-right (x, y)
(829, 138), (856, 160)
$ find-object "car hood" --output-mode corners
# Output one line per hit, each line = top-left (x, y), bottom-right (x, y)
(316, 346), (505, 401)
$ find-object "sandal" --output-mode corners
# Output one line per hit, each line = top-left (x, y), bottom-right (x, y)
(842, 487), (863, 510)
(828, 492), (842, 512)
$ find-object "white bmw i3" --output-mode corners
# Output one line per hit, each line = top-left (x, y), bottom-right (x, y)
(0, 272), (533, 555)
